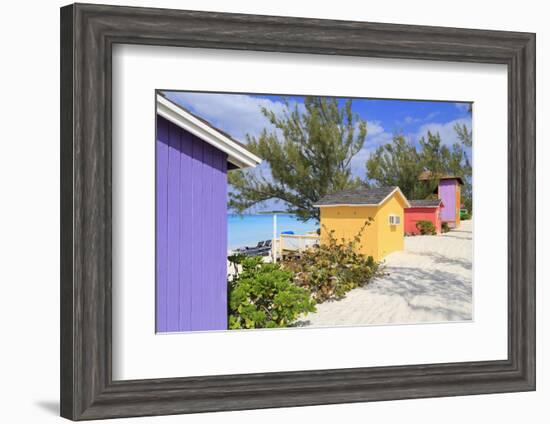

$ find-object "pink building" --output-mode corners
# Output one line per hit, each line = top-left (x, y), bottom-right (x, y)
(404, 199), (444, 235)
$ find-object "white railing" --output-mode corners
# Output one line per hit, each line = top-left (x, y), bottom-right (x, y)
(278, 233), (320, 255)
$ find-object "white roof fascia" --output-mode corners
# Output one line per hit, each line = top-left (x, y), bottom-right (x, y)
(156, 94), (262, 169)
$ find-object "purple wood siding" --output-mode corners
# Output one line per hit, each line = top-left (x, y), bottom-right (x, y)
(156, 116), (228, 333)
(439, 180), (456, 222)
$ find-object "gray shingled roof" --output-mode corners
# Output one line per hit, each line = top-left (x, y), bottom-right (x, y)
(408, 199), (443, 208)
(314, 186), (402, 206)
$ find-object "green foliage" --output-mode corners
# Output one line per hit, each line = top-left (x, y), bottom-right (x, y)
(228, 257), (316, 329)
(454, 121), (472, 148)
(451, 123), (473, 213)
(227, 253), (246, 278)
(365, 135), (434, 199)
(460, 210), (471, 221)
(228, 97), (367, 222)
(419, 131), (471, 211)
(419, 132), (454, 178)
(415, 220), (436, 235)
(282, 219), (383, 303)
(441, 222), (450, 233)
(366, 130), (472, 211)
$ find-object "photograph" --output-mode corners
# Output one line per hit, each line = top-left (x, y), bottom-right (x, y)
(155, 91), (473, 333)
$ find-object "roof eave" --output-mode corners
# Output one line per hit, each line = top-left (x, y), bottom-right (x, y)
(314, 187), (411, 208)
(156, 94), (262, 169)
(381, 187), (411, 208)
(440, 176), (465, 185)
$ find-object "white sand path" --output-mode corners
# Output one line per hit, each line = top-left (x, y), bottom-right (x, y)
(296, 220), (473, 327)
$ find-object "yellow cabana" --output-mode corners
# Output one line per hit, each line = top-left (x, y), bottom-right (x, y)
(314, 186), (410, 261)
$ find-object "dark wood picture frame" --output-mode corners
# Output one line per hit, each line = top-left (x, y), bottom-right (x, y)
(60, 3), (536, 420)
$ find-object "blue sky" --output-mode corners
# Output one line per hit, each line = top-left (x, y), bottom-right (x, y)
(163, 90), (472, 181)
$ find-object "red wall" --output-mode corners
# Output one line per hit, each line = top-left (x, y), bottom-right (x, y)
(404, 207), (441, 235)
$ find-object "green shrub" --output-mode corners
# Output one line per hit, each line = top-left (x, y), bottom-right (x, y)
(228, 257), (316, 329)
(416, 220), (436, 235)
(460, 210), (471, 220)
(441, 222), (450, 233)
(227, 253), (246, 278)
(282, 219), (383, 303)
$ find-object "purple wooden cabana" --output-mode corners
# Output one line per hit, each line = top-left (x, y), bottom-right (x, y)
(419, 171), (464, 229)
(438, 178), (463, 228)
(155, 94), (262, 333)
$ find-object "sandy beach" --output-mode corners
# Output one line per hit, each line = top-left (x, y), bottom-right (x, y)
(296, 220), (473, 327)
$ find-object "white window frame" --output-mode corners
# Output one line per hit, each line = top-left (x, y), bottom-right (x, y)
(388, 214), (401, 225)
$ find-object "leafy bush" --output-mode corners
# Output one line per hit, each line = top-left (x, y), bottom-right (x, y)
(282, 219), (383, 303)
(441, 222), (450, 233)
(416, 220), (436, 235)
(227, 253), (246, 278)
(460, 210), (471, 220)
(228, 257), (316, 329)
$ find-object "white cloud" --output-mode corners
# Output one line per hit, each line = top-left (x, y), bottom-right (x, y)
(349, 147), (375, 178)
(166, 92), (387, 148)
(455, 102), (471, 113)
(425, 111), (440, 121)
(366, 120), (384, 137)
(350, 122), (393, 178)
(164, 92), (401, 179)
(396, 111), (439, 127)
(415, 118), (472, 146)
(164, 92), (304, 142)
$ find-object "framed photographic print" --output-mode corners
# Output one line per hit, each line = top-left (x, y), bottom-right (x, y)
(60, 3), (536, 420)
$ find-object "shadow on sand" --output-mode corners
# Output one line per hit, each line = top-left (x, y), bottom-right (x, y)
(411, 251), (472, 271)
(370, 266), (472, 320)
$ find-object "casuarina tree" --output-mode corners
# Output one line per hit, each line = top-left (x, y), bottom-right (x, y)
(366, 131), (471, 209)
(365, 135), (432, 200)
(228, 96), (367, 222)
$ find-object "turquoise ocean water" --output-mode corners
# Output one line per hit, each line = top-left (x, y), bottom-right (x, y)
(228, 214), (318, 250)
